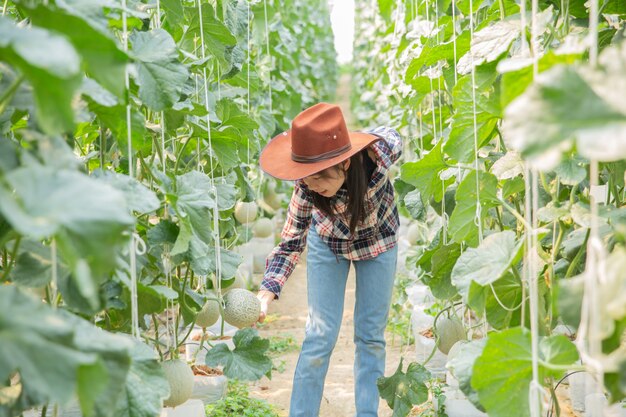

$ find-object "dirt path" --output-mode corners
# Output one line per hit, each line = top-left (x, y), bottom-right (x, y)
(249, 258), (405, 417)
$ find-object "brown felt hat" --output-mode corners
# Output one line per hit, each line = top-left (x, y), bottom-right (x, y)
(259, 103), (381, 181)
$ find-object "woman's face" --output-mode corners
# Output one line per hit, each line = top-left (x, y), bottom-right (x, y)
(302, 159), (351, 197)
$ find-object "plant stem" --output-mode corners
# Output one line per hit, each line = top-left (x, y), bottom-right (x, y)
(151, 314), (164, 360)
(0, 74), (24, 115)
(565, 228), (590, 278)
(1, 235), (21, 282)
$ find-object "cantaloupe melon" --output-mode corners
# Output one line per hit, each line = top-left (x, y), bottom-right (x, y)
(222, 288), (261, 328)
(234, 201), (258, 224)
(406, 223), (422, 245)
(161, 359), (194, 408)
(253, 217), (274, 238)
(195, 293), (220, 328)
(435, 315), (466, 355)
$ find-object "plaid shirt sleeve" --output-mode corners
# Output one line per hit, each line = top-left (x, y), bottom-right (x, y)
(260, 181), (313, 298)
(367, 126), (403, 168)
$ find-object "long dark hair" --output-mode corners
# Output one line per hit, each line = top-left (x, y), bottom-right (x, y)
(310, 150), (369, 234)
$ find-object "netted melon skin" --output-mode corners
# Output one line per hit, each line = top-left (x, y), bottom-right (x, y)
(222, 289), (261, 328)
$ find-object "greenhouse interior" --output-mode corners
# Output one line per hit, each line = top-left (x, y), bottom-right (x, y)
(0, 0), (625, 416)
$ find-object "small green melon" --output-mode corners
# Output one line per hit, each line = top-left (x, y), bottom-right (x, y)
(196, 293), (220, 328)
(234, 201), (258, 224)
(435, 316), (466, 355)
(222, 288), (261, 328)
(161, 359), (194, 408)
(253, 217), (274, 238)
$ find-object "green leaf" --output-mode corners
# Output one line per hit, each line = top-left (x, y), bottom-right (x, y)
(400, 141), (448, 203)
(205, 328), (273, 381)
(451, 231), (522, 304)
(554, 158), (587, 186)
(405, 30), (471, 82)
(0, 17), (81, 134)
(88, 100), (150, 155)
(376, 359), (431, 417)
(23, 0), (129, 99)
(131, 29), (188, 111)
(184, 4), (237, 72)
(444, 63), (500, 164)
(92, 170), (160, 214)
(456, 20), (519, 75)
(491, 151), (524, 180)
(0, 286), (98, 406)
(472, 328), (579, 417)
(447, 339), (487, 411)
(448, 171), (499, 246)
(485, 272), (523, 329)
(404, 189), (426, 221)
(425, 243), (461, 300)
(113, 341), (170, 417)
(0, 166), (134, 310)
(502, 65), (626, 166)
(499, 52), (581, 109)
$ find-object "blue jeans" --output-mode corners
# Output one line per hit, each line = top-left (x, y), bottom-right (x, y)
(289, 228), (398, 417)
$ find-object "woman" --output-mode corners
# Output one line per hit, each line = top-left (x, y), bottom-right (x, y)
(256, 102), (402, 417)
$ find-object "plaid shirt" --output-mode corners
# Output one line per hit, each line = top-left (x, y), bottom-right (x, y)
(261, 126), (402, 298)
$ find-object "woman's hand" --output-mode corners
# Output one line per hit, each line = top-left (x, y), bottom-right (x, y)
(256, 290), (276, 324)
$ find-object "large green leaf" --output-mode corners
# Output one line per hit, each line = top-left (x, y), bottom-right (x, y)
(113, 341), (170, 417)
(499, 52), (581, 108)
(448, 171), (499, 246)
(184, 4), (237, 72)
(131, 29), (188, 111)
(400, 141), (448, 203)
(88, 100), (150, 156)
(485, 271), (524, 329)
(451, 231), (522, 304)
(0, 166), (134, 310)
(444, 63), (500, 164)
(502, 64), (626, 167)
(472, 328), (579, 417)
(424, 243), (461, 300)
(92, 170), (160, 215)
(10, 240), (69, 288)
(0, 286), (98, 408)
(205, 328), (273, 381)
(456, 20), (519, 74)
(405, 30), (471, 83)
(21, 0), (128, 99)
(376, 359), (431, 417)
(0, 17), (81, 134)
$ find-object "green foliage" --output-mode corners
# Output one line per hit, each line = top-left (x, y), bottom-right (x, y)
(0, 0), (337, 414)
(355, 0), (626, 414)
(377, 359), (431, 417)
(205, 380), (280, 417)
(205, 328), (273, 381)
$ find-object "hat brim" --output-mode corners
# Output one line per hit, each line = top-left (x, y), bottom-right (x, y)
(259, 130), (381, 181)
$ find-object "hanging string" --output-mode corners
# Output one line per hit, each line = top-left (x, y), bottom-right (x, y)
(263, 0), (272, 112)
(468, 0), (483, 244)
(197, 0), (224, 296)
(528, 171), (546, 417)
(247, 1), (252, 166)
(121, 0), (140, 340)
(50, 238), (58, 307)
(442, 180), (448, 244)
(451, 0), (458, 85)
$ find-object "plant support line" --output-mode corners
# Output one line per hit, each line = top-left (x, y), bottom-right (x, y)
(121, 0), (141, 340)
(197, 0), (224, 295)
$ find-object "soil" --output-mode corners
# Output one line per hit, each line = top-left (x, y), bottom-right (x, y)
(192, 364), (223, 376)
